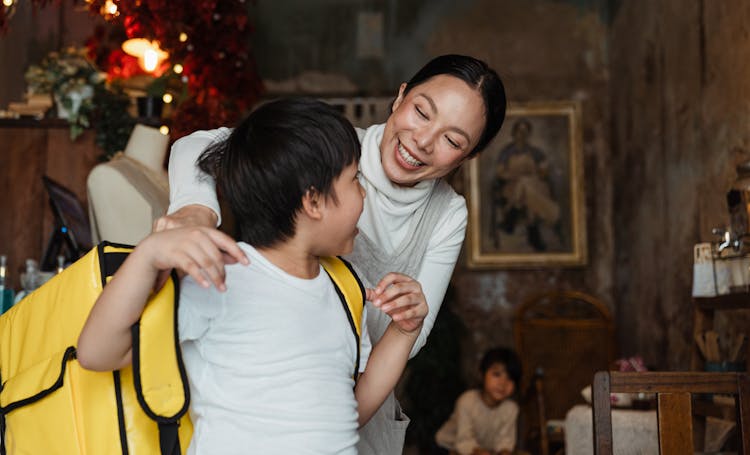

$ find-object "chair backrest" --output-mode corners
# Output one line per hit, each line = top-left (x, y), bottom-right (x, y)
(514, 290), (616, 420)
(514, 290), (615, 455)
(592, 371), (750, 455)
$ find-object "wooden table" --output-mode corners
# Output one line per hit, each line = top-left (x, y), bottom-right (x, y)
(0, 118), (100, 288)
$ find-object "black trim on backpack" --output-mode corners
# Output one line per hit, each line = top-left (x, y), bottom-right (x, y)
(337, 256), (367, 304)
(98, 241), (134, 284)
(113, 371), (129, 455)
(0, 346), (77, 414)
(158, 421), (181, 455)
(130, 269), (190, 425)
(324, 268), (361, 380)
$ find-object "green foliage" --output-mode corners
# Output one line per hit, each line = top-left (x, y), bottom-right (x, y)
(92, 84), (136, 160)
(402, 286), (467, 452)
(25, 47), (106, 141)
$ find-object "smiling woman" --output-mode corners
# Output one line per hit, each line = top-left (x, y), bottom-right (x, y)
(157, 54), (507, 455)
(379, 74), (485, 186)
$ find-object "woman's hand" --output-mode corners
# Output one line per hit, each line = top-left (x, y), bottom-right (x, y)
(153, 204), (218, 232)
(367, 272), (428, 334)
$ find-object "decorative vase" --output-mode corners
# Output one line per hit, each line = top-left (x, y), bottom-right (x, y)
(55, 85), (94, 119)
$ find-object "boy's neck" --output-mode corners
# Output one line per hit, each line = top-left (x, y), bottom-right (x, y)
(256, 239), (320, 279)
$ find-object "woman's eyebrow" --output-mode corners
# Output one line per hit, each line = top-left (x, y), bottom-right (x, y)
(417, 93), (472, 143)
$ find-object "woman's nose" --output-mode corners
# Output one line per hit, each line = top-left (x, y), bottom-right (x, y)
(413, 127), (436, 153)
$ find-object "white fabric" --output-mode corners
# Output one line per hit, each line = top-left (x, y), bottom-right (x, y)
(167, 128), (231, 225)
(167, 124), (467, 357)
(564, 404), (657, 455)
(178, 243), (370, 455)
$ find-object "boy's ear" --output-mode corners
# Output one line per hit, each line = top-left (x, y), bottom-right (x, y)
(301, 187), (324, 220)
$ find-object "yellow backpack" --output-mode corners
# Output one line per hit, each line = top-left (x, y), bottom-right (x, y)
(0, 243), (364, 455)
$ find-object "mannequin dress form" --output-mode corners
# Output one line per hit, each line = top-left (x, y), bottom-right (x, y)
(87, 124), (170, 245)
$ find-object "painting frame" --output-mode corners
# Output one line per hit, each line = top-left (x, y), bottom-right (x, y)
(464, 100), (587, 269)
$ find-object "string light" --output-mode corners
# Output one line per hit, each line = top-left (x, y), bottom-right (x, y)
(159, 125), (169, 135)
(142, 48), (159, 72)
(162, 93), (173, 104)
(173, 64), (183, 74)
(2, 0), (17, 23)
(179, 33), (188, 42)
(104, 0), (117, 15)
(121, 39), (168, 73)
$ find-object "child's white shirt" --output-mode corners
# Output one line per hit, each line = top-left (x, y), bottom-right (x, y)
(178, 242), (370, 454)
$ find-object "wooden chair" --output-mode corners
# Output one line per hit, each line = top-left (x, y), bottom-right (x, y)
(513, 290), (616, 455)
(592, 371), (750, 454)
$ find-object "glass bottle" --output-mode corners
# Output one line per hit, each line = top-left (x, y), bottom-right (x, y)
(56, 255), (66, 274)
(15, 259), (41, 304)
(0, 255), (13, 313)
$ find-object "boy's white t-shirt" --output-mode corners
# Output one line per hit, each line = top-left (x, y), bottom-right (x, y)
(178, 242), (370, 454)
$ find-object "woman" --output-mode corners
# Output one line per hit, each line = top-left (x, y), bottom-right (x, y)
(158, 54), (506, 454)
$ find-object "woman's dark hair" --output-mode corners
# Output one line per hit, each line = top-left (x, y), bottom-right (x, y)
(479, 347), (522, 387)
(402, 54), (506, 157)
(197, 97), (361, 247)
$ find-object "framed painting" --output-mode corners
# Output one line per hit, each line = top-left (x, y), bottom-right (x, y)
(464, 100), (587, 269)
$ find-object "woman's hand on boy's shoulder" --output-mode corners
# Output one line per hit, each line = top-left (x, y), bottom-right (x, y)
(153, 204), (218, 232)
(367, 272), (428, 334)
(140, 226), (248, 292)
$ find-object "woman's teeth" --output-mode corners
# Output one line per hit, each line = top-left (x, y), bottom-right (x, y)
(398, 144), (424, 167)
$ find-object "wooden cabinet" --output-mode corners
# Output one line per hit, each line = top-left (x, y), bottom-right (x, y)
(692, 292), (750, 371)
(0, 119), (100, 289)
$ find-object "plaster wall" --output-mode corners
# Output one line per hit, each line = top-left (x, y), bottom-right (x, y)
(610, 0), (750, 369)
(0, 3), (95, 108)
(424, 0), (613, 380)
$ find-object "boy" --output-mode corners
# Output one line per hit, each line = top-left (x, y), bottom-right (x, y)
(77, 98), (428, 454)
(435, 347), (522, 455)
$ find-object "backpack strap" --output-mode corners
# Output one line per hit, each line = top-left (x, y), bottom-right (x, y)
(98, 243), (190, 455)
(320, 256), (365, 379)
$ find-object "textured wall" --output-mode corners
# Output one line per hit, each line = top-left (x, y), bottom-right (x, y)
(424, 0), (613, 380)
(610, 0), (750, 369)
(0, 3), (95, 108)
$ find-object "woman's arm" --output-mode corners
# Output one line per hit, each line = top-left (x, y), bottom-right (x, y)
(155, 128), (231, 231)
(355, 273), (428, 425)
(409, 198), (467, 357)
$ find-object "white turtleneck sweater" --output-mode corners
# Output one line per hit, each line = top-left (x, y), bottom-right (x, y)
(167, 124), (468, 357)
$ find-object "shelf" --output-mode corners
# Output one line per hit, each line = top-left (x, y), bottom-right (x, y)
(694, 293), (750, 311)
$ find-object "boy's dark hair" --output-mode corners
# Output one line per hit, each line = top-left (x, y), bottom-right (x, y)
(479, 347), (522, 387)
(402, 54), (506, 157)
(197, 97), (361, 247)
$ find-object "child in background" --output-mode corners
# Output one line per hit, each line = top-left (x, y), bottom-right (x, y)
(435, 347), (522, 455)
(77, 98), (429, 454)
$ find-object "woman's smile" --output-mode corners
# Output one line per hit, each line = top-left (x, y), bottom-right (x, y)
(396, 141), (425, 168)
